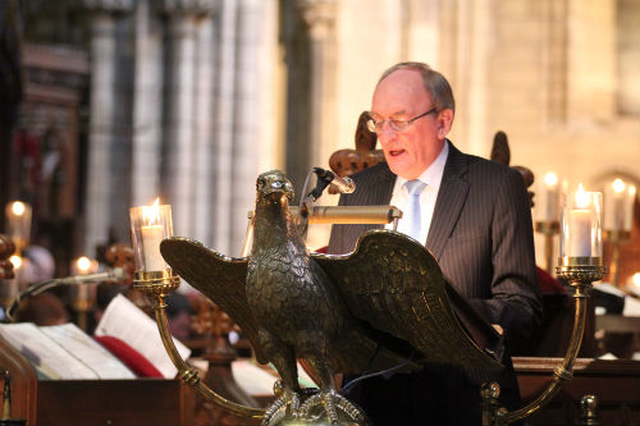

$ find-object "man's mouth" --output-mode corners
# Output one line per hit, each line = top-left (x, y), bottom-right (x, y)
(388, 149), (405, 157)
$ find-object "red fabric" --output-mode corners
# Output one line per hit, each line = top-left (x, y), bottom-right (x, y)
(94, 335), (164, 378)
(537, 267), (566, 294)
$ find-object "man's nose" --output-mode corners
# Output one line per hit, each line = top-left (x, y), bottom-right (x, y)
(377, 124), (398, 145)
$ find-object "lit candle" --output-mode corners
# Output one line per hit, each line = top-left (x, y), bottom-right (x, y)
(141, 198), (166, 271)
(567, 185), (592, 257)
(604, 179), (626, 231)
(537, 172), (560, 223)
(5, 200), (32, 252)
(76, 256), (93, 275)
(624, 185), (636, 231)
(72, 256), (98, 308)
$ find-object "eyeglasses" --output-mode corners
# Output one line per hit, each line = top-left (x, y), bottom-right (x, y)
(366, 107), (438, 133)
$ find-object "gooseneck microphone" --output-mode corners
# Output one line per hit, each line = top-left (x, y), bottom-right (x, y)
(311, 167), (356, 196)
(5, 267), (126, 322)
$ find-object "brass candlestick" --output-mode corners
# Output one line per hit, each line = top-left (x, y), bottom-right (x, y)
(603, 230), (631, 287)
(535, 221), (560, 274)
(129, 199), (265, 421)
(484, 186), (605, 425)
(132, 269), (265, 420)
(482, 263), (606, 426)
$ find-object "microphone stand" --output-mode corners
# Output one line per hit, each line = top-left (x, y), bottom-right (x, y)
(4, 267), (126, 323)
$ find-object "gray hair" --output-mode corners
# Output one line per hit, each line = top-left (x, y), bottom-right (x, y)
(377, 62), (455, 114)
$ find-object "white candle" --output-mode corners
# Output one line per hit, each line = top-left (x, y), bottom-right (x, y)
(537, 172), (560, 222)
(624, 185), (636, 231)
(568, 209), (592, 257)
(604, 179), (625, 231)
(141, 224), (165, 271)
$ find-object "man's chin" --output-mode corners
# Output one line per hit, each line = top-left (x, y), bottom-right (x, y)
(387, 160), (415, 179)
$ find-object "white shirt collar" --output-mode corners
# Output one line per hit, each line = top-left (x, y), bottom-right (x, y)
(388, 141), (450, 243)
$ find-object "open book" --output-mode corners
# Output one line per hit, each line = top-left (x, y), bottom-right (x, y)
(0, 322), (136, 380)
(94, 293), (191, 379)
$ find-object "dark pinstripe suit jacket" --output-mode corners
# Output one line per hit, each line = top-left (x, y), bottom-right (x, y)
(328, 141), (542, 341)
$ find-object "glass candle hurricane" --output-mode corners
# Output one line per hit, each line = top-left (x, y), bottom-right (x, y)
(70, 256), (99, 311)
(129, 199), (173, 272)
(5, 201), (32, 253)
(559, 185), (602, 266)
(535, 172), (560, 224)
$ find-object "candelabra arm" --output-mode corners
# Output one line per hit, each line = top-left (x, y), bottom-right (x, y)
(485, 265), (604, 426)
(136, 271), (265, 420)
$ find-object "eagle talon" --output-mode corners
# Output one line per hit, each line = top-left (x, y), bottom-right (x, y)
(262, 385), (303, 426)
(298, 389), (366, 425)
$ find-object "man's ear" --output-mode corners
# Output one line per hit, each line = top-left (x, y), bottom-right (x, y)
(437, 108), (454, 139)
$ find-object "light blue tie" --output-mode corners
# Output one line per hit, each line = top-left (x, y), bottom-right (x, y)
(404, 179), (427, 240)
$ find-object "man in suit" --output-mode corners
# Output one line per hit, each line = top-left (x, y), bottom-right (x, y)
(327, 62), (542, 424)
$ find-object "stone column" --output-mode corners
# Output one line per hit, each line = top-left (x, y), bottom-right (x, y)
(82, 0), (133, 255)
(160, 0), (216, 238)
(225, 0), (270, 256)
(131, 0), (164, 207)
(192, 7), (216, 245)
(213, 0), (238, 255)
(296, 0), (338, 173)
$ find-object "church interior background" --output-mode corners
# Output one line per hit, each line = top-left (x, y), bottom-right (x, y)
(1, 0), (639, 424)
(2, 0), (638, 267)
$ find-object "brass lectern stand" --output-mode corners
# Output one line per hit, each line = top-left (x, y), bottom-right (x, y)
(131, 203), (606, 426)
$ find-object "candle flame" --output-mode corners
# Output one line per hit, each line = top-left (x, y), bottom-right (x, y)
(142, 198), (161, 226)
(629, 185), (637, 196)
(76, 256), (92, 274)
(9, 255), (22, 269)
(633, 272), (640, 288)
(613, 178), (626, 194)
(11, 201), (25, 216)
(544, 172), (558, 186)
(575, 184), (590, 208)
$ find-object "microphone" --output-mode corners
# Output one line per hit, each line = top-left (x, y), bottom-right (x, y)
(53, 267), (126, 286)
(5, 267), (127, 322)
(312, 167), (356, 194)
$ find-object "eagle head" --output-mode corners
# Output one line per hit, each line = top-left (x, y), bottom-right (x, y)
(256, 170), (295, 203)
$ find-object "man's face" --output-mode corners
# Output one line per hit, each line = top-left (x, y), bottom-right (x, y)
(370, 69), (452, 180)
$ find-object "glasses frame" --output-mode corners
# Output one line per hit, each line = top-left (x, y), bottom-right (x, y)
(367, 107), (438, 133)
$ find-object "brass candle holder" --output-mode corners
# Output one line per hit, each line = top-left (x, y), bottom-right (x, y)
(535, 221), (560, 275)
(482, 263), (606, 426)
(4, 201), (32, 256)
(603, 230), (631, 287)
(482, 185), (605, 425)
(70, 256), (99, 331)
(131, 268), (264, 420)
(129, 200), (265, 421)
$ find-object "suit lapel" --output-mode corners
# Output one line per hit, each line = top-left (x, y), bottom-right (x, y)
(339, 163), (396, 253)
(426, 142), (470, 261)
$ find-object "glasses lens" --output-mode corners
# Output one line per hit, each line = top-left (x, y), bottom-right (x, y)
(389, 120), (408, 132)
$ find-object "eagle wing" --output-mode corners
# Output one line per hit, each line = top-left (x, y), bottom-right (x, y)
(160, 237), (268, 364)
(312, 229), (504, 372)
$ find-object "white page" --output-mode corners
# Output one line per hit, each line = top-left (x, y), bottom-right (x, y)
(94, 294), (191, 378)
(0, 322), (98, 380)
(231, 360), (318, 396)
(41, 323), (136, 379)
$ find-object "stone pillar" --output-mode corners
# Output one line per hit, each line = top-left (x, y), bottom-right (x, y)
(438, 0), (490, 157)
(213, 0), (238, 254)
(82, 0), (133, 255)
(192, 7), (216, 245)
(131, 0), (164, 207)
(296, 0), (338, 173)
(228, 0), (269, 256)
(160, 0), (216, 238)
